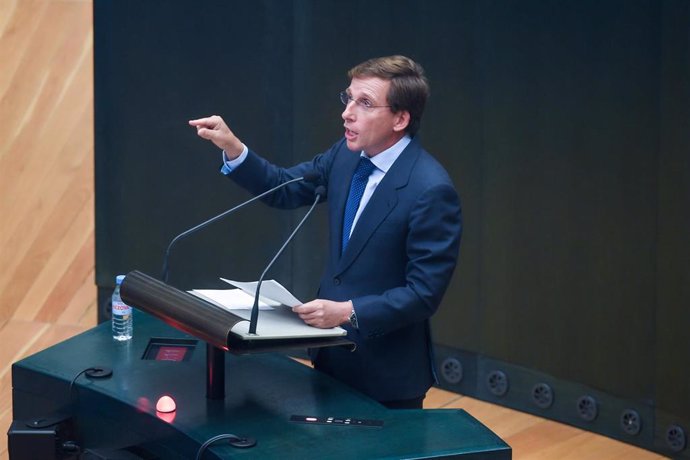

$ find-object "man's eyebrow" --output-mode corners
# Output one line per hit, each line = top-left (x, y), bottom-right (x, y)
(350, 88), (377, 101)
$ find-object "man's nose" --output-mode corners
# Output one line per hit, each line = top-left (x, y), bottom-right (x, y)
(342, 102), (355, 121)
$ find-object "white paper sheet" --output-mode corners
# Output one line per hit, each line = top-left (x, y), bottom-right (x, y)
(220, 278), (303, 307)
(189, 288), (278, 310)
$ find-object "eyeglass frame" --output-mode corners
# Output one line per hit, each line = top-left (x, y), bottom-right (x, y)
(339, 91), (392, 111)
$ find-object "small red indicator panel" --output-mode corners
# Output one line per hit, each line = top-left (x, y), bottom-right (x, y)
(155, 346), (188, 362)
(142, 338), (197, 362)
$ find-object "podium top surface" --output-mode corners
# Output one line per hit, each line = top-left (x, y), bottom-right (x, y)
(12, 312), (510, 460)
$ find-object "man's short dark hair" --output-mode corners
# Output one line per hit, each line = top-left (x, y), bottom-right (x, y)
(348, 55), (429, 136)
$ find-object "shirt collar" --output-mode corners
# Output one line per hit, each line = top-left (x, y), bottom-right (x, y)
(362, 135), (412, 173)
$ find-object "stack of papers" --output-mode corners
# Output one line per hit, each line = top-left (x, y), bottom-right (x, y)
(189, 279), (346, 340)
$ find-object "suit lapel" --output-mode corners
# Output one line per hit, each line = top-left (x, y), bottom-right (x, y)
(335, 140), (421, 275)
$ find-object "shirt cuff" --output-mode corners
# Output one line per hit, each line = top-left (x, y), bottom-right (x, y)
(220, 144), (249, 175)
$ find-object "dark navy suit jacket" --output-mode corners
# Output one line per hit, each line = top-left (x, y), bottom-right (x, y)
(229, 137), (462, 402)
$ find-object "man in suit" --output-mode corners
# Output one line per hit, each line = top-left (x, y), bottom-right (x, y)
(189, 55), (462, 409)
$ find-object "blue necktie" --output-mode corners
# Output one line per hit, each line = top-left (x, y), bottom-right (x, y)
(342, 157), (376, 253)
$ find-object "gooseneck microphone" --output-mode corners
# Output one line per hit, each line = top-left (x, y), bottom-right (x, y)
(161, 171), (320, 283)
(248, 185), (326, 334)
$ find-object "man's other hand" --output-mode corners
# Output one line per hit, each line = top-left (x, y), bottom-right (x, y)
(293, 299), (353, 329)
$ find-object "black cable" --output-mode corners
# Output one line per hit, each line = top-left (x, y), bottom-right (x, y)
(195, 433), (253, 460)
(41, 367), (102, 458)
(69, 366), (113, 400)
(68, 368), (93, 401)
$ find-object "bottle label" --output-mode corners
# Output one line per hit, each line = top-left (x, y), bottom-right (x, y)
(112, 301), (132, 316)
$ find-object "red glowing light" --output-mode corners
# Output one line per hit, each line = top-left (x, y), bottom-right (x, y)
(156, 395), (177, 413)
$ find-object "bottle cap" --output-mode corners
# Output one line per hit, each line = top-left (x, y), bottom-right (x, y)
(115, 274), (126, 285)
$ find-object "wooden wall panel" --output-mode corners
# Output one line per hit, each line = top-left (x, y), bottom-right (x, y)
(0, 0), (94, 323)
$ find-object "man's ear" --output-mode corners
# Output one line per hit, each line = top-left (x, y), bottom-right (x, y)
(393, 110), (411, 133)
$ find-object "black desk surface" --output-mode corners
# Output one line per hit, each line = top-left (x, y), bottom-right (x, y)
(12, 312), (511, 459)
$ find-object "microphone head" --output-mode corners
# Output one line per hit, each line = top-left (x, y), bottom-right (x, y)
(314, 185), (327, 198)
(302, 171), (321, 183)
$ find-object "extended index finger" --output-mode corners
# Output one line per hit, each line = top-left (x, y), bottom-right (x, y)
(188, 116), (218, 128)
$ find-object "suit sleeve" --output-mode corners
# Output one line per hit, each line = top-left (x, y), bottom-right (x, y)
(225, 141), (344, 209)
(351, 182), (462, 337)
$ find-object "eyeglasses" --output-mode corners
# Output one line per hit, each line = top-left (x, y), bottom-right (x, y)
(339, 91), (391, 111)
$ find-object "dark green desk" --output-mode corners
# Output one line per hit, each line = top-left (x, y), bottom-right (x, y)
(11, 313), (510, 459)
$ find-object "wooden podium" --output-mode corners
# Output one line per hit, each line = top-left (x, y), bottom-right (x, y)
(10, 311), (511, 459)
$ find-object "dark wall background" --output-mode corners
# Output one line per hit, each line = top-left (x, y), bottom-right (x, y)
(94, 0), (689, 456)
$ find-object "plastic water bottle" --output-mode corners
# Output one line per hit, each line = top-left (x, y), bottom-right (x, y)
(112, 274), (133, 341)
